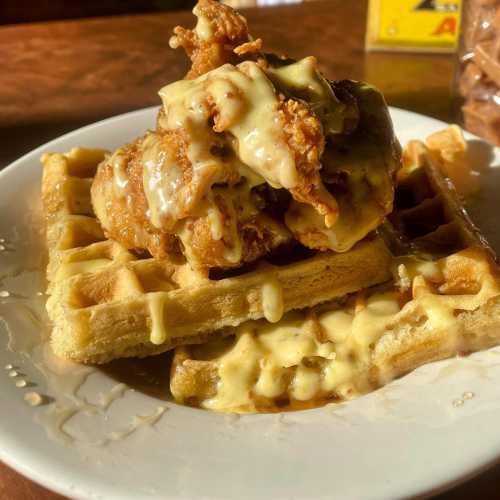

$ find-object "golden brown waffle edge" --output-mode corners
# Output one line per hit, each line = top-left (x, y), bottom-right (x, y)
(42, 148), (393, 364)
(170, 137), (500, 413)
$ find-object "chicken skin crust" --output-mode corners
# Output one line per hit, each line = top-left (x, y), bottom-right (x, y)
(91, 0), (400, 270)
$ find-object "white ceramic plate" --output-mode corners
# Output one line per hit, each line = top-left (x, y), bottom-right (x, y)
(1, 107), (500, 500)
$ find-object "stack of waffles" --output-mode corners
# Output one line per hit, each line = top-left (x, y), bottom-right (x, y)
(42, 148), (392, 364)
(168, 133), (500, 412)
(41, 129), (500, 413)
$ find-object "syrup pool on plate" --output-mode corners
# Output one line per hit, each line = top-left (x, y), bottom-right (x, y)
(0, 191), (170, 447)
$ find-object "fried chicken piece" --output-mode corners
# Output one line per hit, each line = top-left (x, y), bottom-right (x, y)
(285, 81), (400, 252)
(169, 0), (261, 79)
(158, 60), (339, 227)
(92, 129), (291, 268)
(93, 60), (350, 266)
(139, 129), (239, 231)
(92, 1), (400, 269)
(91, 141), (178, 260)
(279, 97), (338, 228)
(92, 128), (235, 238)
(178, 188), (291, 269)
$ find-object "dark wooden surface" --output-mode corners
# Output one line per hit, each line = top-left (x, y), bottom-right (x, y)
(0, 0), (456, 168)
(1, 1), (496, 498)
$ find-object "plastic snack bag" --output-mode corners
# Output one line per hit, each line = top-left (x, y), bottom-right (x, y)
(458, 0), (500, 145)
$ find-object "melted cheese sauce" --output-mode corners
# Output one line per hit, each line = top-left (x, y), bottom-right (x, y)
(266, 56), (344, 135)
(196, 250), (500, 412)
(209, 62), (298, 188)
(111, 152), (129, 197)
(204, 291), (398, 411)
(141, 133), (185, 228)
(140, 58), (340, 229)
(192, 3), (213, 41)
(261, 278), (284, 323)
(207, 205), (224, 241)
(393, 256), (443, 284)
(147, 292), (168, 345)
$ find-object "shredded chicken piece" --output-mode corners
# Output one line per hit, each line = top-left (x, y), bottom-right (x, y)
(91, 1), (400, 268)
(169, 0), (258, 78)
(234, 38), (263, 56)
(91, 142), (178, 259)
(92, 130), (291, 267)
(279, 97), (338, 228)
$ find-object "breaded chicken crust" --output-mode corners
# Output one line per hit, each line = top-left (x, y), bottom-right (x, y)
(169, 0), (259, 79)
(91, 0), (400, 270)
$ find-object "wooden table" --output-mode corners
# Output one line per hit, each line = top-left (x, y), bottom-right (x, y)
(0, 0), (498, 498)
(0, 0), (457, 168)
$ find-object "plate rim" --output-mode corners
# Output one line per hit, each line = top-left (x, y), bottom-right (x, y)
(0, 105), (498, 500)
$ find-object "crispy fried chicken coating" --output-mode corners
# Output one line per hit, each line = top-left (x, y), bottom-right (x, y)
(91, 0), (400, 270)
(92, 129), (292, 268)
(285, 81), (400, 252)
(91, 140), (178, 260)
(169, 0), (261, 79)
(279, 97), (338, 228)
(179, 189), (291, 269)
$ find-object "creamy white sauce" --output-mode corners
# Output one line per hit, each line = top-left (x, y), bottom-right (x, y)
(207, 205), (224, 241)
(197, 250), (500, 412)
(141, 133), (186, 228)
(192, 3), (213, 41)
(111, 152), (129, 197)
(0, 205), (169, 447)
(266, 56), (344, 135)
(261, 279), (284, 323)
(148, 292), (169, 345)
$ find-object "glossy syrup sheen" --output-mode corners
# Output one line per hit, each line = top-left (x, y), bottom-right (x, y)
(0, 197), (171, 446)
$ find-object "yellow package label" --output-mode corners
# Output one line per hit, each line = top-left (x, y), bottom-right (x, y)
(366, 0), (462, 52)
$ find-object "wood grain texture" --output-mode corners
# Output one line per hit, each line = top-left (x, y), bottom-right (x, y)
(0, 1), (368, 128)
(1, 2), (486, 499)
(0, 460), (66, 500)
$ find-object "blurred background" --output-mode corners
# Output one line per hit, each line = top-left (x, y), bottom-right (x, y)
(2, 0), (345, 169)
(0, 0), (311, 24)
(1, 0), (465, 169)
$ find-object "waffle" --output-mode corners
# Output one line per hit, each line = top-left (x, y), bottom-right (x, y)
(42, 148), (393, 364)
(170, 136), (500, 413)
